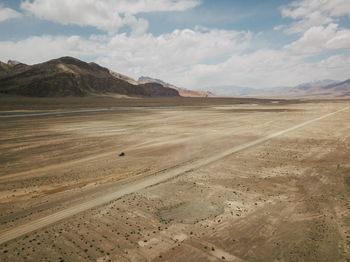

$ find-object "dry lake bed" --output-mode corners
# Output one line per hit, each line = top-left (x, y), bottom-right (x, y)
(0, 97), (349, 261)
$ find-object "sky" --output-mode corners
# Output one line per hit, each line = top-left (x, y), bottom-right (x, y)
(0, 0), (349, 89)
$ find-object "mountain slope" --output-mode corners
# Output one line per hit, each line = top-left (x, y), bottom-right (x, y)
(138, 76), (213, 97)
(320, 79), (350, 95)
(0, 57), (179, 97)
(293, 80), (339, 92)
(285, 79), (350, 97)
(109, 70), (139, 85)
(0, 61), (10, 72)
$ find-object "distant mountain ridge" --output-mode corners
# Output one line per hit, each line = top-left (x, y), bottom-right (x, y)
(0, 60), (27, 72)
(0, 57), (179, 97)
(293, 80), (339, 91)
(284, 79), (350, 97)
(1, 56), (348, 98)
(7, 60), (22, 66)
(205, 79), (350, 98)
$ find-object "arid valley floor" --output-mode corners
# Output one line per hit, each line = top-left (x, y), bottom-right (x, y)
(0, 97), (349, 261)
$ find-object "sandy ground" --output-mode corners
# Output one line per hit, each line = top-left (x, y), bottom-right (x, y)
(0, 97), (349, 261)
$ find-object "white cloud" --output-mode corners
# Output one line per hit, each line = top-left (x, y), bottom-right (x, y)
(97, 27), (252, 76)
(285, 23), (350, 55)
(0, 5), (22, 23)
(105, 0), (201, 14)
(0, 27), (251, 72)
(0, 36), (89, 63)
(282, 10), (334, 34)
(20, 0), (201, 33)
(181, 50), (350, 88)
(282, 0), (350, 19)
(281, 0), (350, 34)
(183, 49), (299, 87)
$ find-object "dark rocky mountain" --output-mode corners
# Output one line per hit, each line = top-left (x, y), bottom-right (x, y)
(0, 57), (179, 97)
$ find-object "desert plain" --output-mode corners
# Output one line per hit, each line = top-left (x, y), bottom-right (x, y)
(0, 97), (349, 261)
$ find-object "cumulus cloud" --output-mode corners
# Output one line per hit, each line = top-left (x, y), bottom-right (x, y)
(0, 27), (251, 77)
(282, 0), (350, 20)
(182, 50), (350, 88)
(0, 5), (22, 23)
(97, 27), (252, 77)
(280, 0), (350, 34)
(0, 36), (90, 63)
(20, 0), (200, 33)
(103, 0), (201, 14)
(285, 23), (350, 55)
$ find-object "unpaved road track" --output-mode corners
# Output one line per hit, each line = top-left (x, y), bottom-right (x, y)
(0, 108), (134, 118)
(0, 106), (348, 245)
